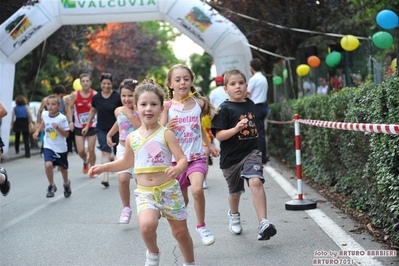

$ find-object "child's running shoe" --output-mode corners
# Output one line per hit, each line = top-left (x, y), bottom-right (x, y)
(46, 184), (57, 198)
(0, 167), (10, 196)
(228, 210), (242, 234)
(145, 250), (160, 266)
(196, 225), (215, 245)
(119, 207), (132, 224)
(63, 181), (72, 198)
(257, 218), (277, 240)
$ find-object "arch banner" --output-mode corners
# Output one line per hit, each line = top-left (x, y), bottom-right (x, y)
(0, 0), (252, 153)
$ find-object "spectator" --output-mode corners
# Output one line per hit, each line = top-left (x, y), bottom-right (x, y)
(385, 52), (396, 78)
(302, 76), (316, 97)
(316, 77), (328, 95)
(247, 58), (268, 164)
(209, 74), (227, 108)
(11, 95), (33, 158)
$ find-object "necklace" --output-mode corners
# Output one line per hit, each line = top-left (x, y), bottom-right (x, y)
(172, 91), (197, 104)
(141, 125), (160, 139)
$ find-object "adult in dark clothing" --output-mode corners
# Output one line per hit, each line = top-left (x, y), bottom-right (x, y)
(83, 73), (122, 187)
(11, 95), (33, 158)
(246, 59), (268, 164)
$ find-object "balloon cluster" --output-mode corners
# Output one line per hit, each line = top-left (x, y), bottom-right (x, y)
(275, 9), (399, 83)
(372, 10), (398, 49)
(294, 34), (361, 76)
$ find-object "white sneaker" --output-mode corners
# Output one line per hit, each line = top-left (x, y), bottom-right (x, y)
(145, 250), (160, 266)
(119, 207), (132, 224)
(196, 225), (215, 245)
(228, 210), (242, 234)
(202, 180), (208, 189)
(258, 219), (277, 240)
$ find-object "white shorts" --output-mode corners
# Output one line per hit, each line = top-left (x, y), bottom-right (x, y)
(116, 143), (134, 176)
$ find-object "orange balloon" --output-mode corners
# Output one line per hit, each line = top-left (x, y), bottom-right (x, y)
(307, 56), (321, 68)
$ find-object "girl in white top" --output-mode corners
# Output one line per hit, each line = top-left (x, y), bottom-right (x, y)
(106, 79), (141, 224)
(89, 80), (195, 266)
(160, 64), (219, 246)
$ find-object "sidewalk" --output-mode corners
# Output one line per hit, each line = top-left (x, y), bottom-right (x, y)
(1, 144), (41, 162)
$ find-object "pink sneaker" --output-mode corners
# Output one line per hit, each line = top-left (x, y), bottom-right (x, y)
(119, 207), (132, 224)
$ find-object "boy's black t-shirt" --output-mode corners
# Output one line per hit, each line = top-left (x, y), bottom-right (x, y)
(211, 98), (259, 169)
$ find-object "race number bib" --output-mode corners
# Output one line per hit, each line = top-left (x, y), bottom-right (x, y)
(79, 112), (89, 125)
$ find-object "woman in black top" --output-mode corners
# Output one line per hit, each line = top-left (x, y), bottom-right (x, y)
(83, 73), (122, 187)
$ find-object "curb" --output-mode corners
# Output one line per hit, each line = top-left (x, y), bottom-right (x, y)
(1, 149), (41, 162)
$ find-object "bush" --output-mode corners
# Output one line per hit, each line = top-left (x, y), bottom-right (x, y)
(268, 76), (399, 242)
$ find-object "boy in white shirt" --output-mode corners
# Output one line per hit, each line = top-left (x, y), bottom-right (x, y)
(33, 95), (71, 198)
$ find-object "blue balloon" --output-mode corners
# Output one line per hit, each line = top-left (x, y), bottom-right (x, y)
(376, 10), (399, 30)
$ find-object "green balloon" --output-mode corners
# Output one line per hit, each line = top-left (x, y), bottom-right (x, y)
(273, 76), (283, 85)
(326, 51), (342, 67)
(283, 69), (288, 78)
(372, 31), (393, 49)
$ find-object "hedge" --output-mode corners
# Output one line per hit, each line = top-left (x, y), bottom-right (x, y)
(268, 76), (399, 242)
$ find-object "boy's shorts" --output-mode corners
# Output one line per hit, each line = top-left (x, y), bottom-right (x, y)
(43, 148), (68, 169)
(134, 179), (188, 221)
(116, 143), (134, 176)
(222, 150), (264, 195)
(173, 157), (207, 190)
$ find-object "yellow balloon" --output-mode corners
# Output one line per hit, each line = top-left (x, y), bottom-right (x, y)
(340, 35), (360, 51)
(391, 58), (397, 73)
(73, 78), (82, 91)
(296, 64), (310, 76)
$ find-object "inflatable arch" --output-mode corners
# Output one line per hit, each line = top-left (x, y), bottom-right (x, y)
(0, 0), (252, 153)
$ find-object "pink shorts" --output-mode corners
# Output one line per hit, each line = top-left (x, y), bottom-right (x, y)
(173, 157), (207, 190)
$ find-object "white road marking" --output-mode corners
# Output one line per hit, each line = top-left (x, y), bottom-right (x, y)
(0, 178), (97, 233)
(265, 165), (384, 266)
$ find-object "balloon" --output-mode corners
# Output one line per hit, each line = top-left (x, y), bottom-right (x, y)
(296, 64), (310, 77)
(307, 56), (321, 68)
(73, 78), (82, 91)
(340, 35), (360, 51)
(272, 76), (283, 85)
(391, 58), (397, 73)
(283, 69), (288, 78)
(325, 51), (342, 67)
(372, 31), (393, 49)
(376, 10), (399, 30)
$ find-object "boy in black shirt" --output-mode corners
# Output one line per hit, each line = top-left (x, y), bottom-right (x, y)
(211, 69), (277, 241)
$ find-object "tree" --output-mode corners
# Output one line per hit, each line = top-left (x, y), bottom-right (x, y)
(189, 53), (213, 95)
(14, 25), (92, 101)
(206, 0), (390, 100)
(87, 22), (180, 88)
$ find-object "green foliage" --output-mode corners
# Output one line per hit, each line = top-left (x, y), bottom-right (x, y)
(189, 53), (213, 95)
(13, 21), (180, 99)
(268, 77), (399, 242)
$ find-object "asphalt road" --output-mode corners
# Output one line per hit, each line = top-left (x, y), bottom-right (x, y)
(0, 149), (398, 266)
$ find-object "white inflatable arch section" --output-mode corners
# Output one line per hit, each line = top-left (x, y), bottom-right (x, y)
(0, 0), (252, 153)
